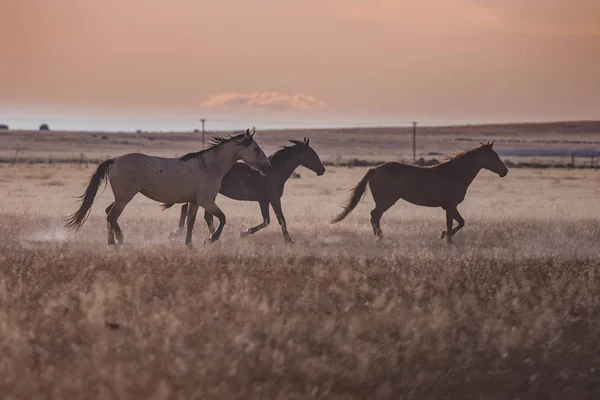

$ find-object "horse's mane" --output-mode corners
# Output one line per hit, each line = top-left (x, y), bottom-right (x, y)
(268, 140), (306, 165)
(436, 141), (494, 166)
(179, 132), (252, 162)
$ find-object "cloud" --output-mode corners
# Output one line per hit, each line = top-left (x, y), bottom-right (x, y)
(199, 92), (327, 111)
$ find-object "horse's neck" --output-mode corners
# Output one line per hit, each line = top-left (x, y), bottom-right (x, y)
(451, 156), (482, 187)
(272, 154), (302, 183)
(203, 143), (239, 178)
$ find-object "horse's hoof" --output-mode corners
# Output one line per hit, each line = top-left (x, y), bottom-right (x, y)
(284, 237), (294, 244)
(109, 243), (123, 251)
(240, 230), (250, 238)
(169, 231), (183, 239)
(440, 231), (447, 239)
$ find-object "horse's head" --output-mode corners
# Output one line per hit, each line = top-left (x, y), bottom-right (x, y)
(477, 141), (508, 177)
(238, 128), (272, 176)
(290, 137), (326, 176)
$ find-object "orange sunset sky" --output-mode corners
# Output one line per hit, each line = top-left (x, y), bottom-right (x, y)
(1, 0), (599, 129)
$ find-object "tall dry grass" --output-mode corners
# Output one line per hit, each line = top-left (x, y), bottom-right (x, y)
(0, 164), (599, 398)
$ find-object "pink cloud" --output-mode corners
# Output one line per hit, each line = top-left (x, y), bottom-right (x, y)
(199, 92), (327, 111)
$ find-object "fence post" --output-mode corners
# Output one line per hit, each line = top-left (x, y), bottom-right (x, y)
(200, 118), (206, 149)
(570, 153), (575, 168)
(412, 122), (417, 163)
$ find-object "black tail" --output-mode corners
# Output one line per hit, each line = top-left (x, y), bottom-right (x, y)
(331, 168), (376, 223)
(160, 203), (174, 211)
(65, 158), (114, 231)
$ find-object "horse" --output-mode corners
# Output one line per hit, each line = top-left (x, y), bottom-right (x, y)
(331, 142), (508, 242)
(162, 137), (326, 243)
(65, 129), (272, 246)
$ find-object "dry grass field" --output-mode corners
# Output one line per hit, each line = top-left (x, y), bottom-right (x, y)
(1, 127), (600, 399)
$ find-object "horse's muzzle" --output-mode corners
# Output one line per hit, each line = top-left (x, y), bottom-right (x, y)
(500, 171), (508, 178)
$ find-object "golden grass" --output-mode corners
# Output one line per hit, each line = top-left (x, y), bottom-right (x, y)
(1, 163), (600, 398)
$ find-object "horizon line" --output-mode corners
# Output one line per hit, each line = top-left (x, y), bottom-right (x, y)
(1, 118), (599, 134)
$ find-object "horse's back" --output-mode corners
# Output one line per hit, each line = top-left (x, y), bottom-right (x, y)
(374, 161), (433, 176)
(111, 153), (192, 177)
(113, 152), (180, 165)
(109, 153), (200, 203)
(370, 162), (446, 207)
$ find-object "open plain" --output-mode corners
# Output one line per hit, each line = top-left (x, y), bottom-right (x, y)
(1, 125), (600, 399)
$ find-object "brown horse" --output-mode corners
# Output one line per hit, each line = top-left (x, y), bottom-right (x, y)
(331, 142), (508, 242)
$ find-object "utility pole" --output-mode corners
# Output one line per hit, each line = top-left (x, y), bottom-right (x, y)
(412, 121), (417, 163)
(200, 118), (206, 148)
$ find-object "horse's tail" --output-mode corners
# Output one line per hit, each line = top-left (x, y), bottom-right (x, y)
(160, 203), (174, 211)
(331, 168), (376, 223)
(65, 158), (114, 231)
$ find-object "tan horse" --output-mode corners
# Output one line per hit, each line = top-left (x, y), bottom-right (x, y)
(66, 129), (272, 246)
(331, 142), (508, 242)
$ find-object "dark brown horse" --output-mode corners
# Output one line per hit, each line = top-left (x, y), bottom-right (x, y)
(331, 142), (508, 242)
(163, 138), (325, 243)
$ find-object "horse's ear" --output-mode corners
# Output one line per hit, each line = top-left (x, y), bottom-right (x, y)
(491, 141), (495, 147)
(305, 137), (310, 146)
(243, 128), (254, 145)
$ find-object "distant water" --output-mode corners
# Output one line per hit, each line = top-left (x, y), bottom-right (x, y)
(0, 111), (418, 132)
(0, 117), (294, 133)
(0, 110), (504, 132)
(2, 110), (587, 133)
(499, 149), (600, 157)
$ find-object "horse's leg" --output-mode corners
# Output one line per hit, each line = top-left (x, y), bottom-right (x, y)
(201, 200), (226, 243)
(184, 203), (199, 247)
(370, 201), (395, 239)
(178, 203), (188, 233)
(452, 209), (465, 236)
(168, 203), (189, 239)
(240, 201), (270, 238)
(105, 202), (124, 244)
(444, 208), (454, 244)
(440, 207), (465, 239)
(204, 209), (215, 234)
(270, 198), (292, 243)
(106, 203), (115, 245)
(106, 195), (134, 245)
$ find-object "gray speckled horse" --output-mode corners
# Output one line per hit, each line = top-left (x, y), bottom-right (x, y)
(162, 137), (325, 243)
(65, 129), (272, 246)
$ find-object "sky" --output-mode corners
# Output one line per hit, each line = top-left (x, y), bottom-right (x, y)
(1, 0), (599, 131)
